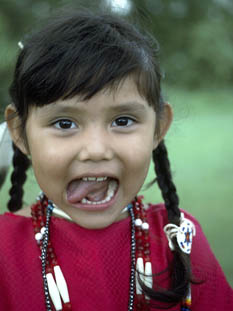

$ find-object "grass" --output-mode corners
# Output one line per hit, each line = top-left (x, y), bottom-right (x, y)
(0, 87), (233, 287)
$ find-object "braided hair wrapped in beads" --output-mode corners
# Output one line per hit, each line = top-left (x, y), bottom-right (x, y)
(6, 8), (192, 307)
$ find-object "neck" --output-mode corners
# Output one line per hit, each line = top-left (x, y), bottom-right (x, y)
(52, 205), (129, 222)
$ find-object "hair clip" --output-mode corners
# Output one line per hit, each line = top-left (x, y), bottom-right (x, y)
(18, 41), (24, 50)
(0, 122), (13, 189)
(164, 213), (196, 254)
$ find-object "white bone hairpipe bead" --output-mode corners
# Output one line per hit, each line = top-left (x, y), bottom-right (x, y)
(144, 262), (153, 288)
(54, 265), (70, 303)
(144, 261), (153, 300)
(136, 257), (144, 295)
(46, 273), (62, 311)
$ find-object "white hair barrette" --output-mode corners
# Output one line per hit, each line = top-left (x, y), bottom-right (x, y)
(0, 122), (13, 189)
(164, 212), (196, 254)
(18, 41), (24, 50)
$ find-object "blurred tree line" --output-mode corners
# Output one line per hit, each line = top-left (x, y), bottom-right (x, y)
(0, 0), (233, 119)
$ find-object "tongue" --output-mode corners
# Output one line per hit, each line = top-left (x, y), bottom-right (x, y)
(67, 179), (109, 203)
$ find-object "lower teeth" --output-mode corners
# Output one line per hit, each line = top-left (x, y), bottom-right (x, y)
(81, 180), (118, 205)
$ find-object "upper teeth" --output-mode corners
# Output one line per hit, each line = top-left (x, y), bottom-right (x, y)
(82, 176), (108, 182)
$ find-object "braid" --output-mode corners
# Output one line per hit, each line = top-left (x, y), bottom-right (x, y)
(7, 143), (30, 212)
(140, 139), (192, 304)
(152, 139), (180, 225)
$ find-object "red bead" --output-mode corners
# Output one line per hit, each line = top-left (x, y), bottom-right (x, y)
(63, 302), (72, 310)
(136, 231), (142, 238)
(143, 235), (149, 242)
(143, 230), (149, 236)
(144, 249), (150, 256)
(52, 259), (58, 266)
(137, 238), (143, 245)
(144, 256), (151, 262)
(136, 251), (143, 257)
(46, 267), (52, 274)
(136, 294), (144, 303)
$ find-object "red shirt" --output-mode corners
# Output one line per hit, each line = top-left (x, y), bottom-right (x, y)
(0, 204), (232, 310)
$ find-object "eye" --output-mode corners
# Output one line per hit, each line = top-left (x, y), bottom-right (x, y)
(53, 119), (77, 130)
(112, 117), (135, 127)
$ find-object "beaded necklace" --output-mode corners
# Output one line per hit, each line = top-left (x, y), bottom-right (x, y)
(31, 195), (192, 311)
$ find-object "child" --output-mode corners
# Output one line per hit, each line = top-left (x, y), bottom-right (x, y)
(1, 8), (232, 311)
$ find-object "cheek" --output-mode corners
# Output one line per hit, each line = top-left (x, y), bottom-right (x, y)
(125, 135), (154, 163)
(29, 139), (69, 182)
(121, 149), (152, 199)
(123, 143), (153, 178)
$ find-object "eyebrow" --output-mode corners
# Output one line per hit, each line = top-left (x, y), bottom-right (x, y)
(42, 101), (148, 115)
(108, 102), (147, 113)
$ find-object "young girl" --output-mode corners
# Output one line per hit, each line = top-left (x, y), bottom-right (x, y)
(1, 8), (232, 311)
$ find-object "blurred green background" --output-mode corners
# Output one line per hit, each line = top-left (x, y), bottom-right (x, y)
(0, 0), (232, 286)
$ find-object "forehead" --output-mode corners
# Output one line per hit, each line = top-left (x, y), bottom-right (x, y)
(100, 76), (148, 103)
(29, 77), (154, 115)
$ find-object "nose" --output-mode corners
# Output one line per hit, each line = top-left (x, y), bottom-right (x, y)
(77, 126), (114, 162)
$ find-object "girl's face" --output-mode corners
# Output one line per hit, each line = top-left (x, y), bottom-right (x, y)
(11, 77), (172, 229)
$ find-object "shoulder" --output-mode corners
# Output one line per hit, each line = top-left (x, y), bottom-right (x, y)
(0, 211), (36, 267)
(146, 202), (201, 228)
(0, 211), (33, 243)
(14, 206), (32, 217)
(0, 211), (45, 309)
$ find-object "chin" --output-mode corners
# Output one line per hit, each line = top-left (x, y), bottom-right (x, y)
(73, 219), (114, 230)
(68, 212), (118, 230)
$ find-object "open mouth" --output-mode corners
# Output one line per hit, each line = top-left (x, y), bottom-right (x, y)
(66, 176), (119, 207)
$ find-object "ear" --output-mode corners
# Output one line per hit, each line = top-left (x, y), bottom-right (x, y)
(5, 104), (29, 155)
(153, 102), (173, 150)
